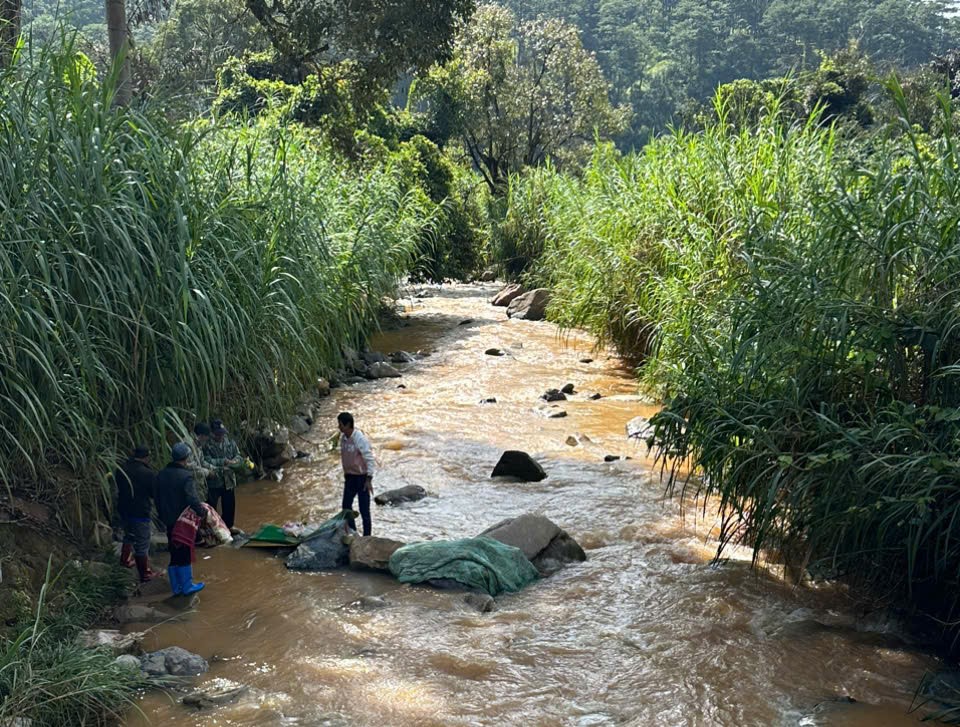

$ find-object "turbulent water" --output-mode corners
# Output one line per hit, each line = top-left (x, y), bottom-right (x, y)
(131, 284), (942, 727)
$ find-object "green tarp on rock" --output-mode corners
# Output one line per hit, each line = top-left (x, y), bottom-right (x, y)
(388, 536), (540, 596)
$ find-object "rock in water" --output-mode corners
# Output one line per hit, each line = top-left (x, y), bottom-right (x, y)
(506, 289), (551, 320)
(480, 269), (497, 282)
(480, 514), (561, 560)
(374, 485), (427, 506)
(389, 350), (416, 364)
(286, 529), (350, 571)
(464, 593), (498, 612)
(114, 654), (141, 671)
(490, 451), (547, 481)
(182, 684), (249, 709)
(541, 389), (566, 402)
(141, 647), (208, 677)
(531, 531), (587, 575)
(366, 362), (402, 379)
(485, 348), (505, 357)
(626, 415), (654, 441)
(480, 514), (586, 575)
(349, 537), (406, 571)
(560, 383), (575, 395)
(490, 283), (524, 307)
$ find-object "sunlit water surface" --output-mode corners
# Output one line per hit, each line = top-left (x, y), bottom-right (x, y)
(131, 284), (941, 727)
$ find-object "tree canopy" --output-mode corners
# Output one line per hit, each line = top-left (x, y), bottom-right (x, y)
(420, 3), (627, 191)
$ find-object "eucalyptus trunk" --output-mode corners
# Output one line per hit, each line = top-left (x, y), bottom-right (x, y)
(105, 0), (130, 105)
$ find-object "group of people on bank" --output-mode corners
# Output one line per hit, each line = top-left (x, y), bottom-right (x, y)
(113, 419), (243, 593)
(113, 411), (377, 596)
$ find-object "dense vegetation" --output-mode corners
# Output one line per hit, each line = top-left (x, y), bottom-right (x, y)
(494, 86), (960, 647)
(6, 0), (960, 720)
(0, 44), (438, 515)
(501, 0), (960, 145)
(0, 559), (146, 724)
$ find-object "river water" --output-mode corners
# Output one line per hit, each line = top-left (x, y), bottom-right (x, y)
(132, 284), (943, 727)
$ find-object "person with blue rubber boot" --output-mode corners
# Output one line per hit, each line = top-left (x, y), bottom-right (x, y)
(155, 442), (206, 595)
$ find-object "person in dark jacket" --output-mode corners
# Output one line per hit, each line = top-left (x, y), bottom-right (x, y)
(114, 444), (159, 582)
(155, 442), (205, 595)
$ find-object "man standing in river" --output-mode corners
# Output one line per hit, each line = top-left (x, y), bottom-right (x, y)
(337, 411), (375, 536)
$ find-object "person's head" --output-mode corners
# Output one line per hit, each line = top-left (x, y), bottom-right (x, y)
(337, 412), (354, 435)
(193, 422), (210, 445)
(132, 444), (150, 462)
(171, 442), (191, 463)
(211, 419), (227, 441)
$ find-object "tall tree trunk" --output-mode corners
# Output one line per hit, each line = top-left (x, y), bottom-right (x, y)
(0, 0), (20, 68)
(106, 0), (130, 105)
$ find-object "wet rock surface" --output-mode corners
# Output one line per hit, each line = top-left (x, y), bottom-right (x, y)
(374, 485), (427, 506)
(490, 451), (547, 481)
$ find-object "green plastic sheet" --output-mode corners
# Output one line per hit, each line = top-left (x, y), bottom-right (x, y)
(388, 536), (539, 596)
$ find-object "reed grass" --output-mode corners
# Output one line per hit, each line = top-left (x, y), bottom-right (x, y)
(495, 85), (960, 644)
(0, 42), (430, 522)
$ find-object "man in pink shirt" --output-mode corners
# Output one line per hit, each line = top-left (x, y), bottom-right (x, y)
(337, 411), (375, 535)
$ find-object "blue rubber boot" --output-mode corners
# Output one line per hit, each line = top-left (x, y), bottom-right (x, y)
(168, 565), (183, 595)
(180, 565), (205, 595)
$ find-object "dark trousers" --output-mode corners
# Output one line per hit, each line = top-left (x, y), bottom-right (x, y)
(167, 525), (191, 566)
(341, 474), (371, 536)
(207, 487), (236, 529)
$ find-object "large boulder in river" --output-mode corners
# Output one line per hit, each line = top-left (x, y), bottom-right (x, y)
(506, 289), (551, 321)
(286, 528), (351, 571)
(491, 451), (547, 481)
(374, 485), (427, 506)
(350, 536), (406, 572)
(480, 514), (586, 575)
(491, 283), (523, 307)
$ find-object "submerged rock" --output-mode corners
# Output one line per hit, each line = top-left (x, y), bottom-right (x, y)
(464, 593), (498, 613)
(114, 603), (174, 625)
(182, 683), (249, 710)
(350, 537), (406, 572)
(389, 350), (416, 364)
(560, 383), (576, 395)
(506, 289), (551, 321)
(490, 451), (547, 482)
(374, 485), (427, 506)
(485, 348), (505, 357)
(141, 647), (208, 677)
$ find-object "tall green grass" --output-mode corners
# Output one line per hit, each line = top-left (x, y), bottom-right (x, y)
(496, 88), (960, 643)
(0, 44), (430, 522)
(0, 559), (147, 725)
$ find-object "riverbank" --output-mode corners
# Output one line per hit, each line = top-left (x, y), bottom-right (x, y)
(128, 284), (945, 727)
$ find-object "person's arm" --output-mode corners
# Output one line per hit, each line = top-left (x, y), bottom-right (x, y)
(203, 444), (226, 469)
(184, 475), (204, 516)
(226, 438), (241, 464)
(355, 431), (376, 479)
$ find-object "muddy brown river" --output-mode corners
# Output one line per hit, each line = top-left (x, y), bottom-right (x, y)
(131, 284), (944, 726)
